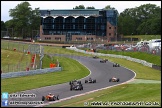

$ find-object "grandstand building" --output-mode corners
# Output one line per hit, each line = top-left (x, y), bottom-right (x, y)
(39, 9), (118, 42)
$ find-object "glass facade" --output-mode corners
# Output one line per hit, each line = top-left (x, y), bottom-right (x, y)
(40, 9), (117, 41)
(106, 10), (117, 26)
(40, 9), (99, 17)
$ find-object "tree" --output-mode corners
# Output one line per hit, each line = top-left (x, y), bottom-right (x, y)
(86, 6), (95, 9)
(1, 21), (7, 31)
(103, 5), (115, 10)
(118, 3), (161, 35)
(8, 1), (40, 38)
(73, 5), (85, 9)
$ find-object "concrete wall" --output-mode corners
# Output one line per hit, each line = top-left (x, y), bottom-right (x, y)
(40, 35), (66, 41)
(1, 67), (62, 79)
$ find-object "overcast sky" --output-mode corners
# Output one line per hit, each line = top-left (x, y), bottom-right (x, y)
(1, 1), (161, 22)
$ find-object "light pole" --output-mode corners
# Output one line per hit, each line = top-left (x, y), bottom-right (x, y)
(32, 30), (39, 40)
(131, 33), (133, 42)
(102, 33), (104, 43)
(115, 10), (118, 43)
(22, 28), (23, 38)
(47, 10), (51, 16)
(7, 28), (13, 37)
(145, 32), (147, 40)
(85, 34), (87, 43)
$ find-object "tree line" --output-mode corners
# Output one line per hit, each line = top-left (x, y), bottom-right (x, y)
(1, 2), (161, 39)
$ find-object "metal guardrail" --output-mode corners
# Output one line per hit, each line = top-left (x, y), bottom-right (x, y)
(1, 67), (62, 79)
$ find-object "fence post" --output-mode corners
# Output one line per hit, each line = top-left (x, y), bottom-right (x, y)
(8, 64), (9, 72)
(18, 62), (20, 72)
(8, 41), (9, 50)
(18, 42), (20, 51)
(11, 41), (13, 50)
(12, 65), (14, 72)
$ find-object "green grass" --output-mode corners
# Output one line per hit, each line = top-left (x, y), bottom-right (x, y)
(1, 56), (90, 93)
(43, 46), (93, 59)
(47, 84), (161, 107)
(1, 49), (31, 72)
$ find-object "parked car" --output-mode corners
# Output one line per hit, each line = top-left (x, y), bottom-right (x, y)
(3, 36), (10, 38)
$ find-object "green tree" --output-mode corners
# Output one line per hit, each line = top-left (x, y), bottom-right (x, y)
(28, 7), (41, 39)
(86, 6), (95, 9)
(103, 5), (115, 10)
(118, 3), (161, 35)
(1, 21), (7, 31)
(4, 20), (15, 37)
(8, 1), (40, 38)
(73, 5), (85, 9)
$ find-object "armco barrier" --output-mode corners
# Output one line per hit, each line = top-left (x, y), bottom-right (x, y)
(152, 65), (161, 71)
(66, 47), (153, 68)
(1, 67), (62, 79)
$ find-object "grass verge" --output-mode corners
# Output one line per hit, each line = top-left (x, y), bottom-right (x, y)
(1, 56), (90, 93)
(47, 83), (160, 107)
(1, 49), (31, 73)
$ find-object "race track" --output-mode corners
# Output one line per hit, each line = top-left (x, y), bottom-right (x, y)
(6, 55), (135, 107)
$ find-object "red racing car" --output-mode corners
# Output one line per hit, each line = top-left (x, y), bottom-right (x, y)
(42, 93), (59, 101)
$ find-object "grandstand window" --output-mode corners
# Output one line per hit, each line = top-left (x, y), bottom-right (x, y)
(55, 37), (61, 40)
(76, 37), (82, 40)
(45, 37), (51, 40)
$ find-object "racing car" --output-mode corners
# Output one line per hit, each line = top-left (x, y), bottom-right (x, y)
(93, 56), (99, 59)
(109, 77), (120, 82)
(42, 93), (59, 101)
(69, 80), (83, 91)
(100, 59), (108, 63)
(113, 63), (120, 67)
(85, 77), (96, 83)
(69, 79), (81, 85)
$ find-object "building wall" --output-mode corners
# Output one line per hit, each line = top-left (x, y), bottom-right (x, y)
(39, 9), (118, 42)
(72, 35), (96, 41)
(40, 35), (66, 41)
(106, 22), (116, 41)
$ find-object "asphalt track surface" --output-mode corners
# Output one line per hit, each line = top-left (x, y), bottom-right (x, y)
(6, 55), (135, 107)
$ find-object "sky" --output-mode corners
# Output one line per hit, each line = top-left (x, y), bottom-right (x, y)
(1, 1), (161, 22)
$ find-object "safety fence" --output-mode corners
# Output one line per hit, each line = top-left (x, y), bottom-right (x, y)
(1, 40), (44, 73)
(77, 43), (161, 56)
